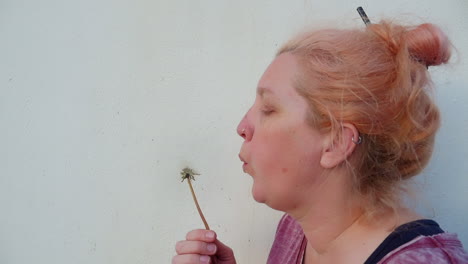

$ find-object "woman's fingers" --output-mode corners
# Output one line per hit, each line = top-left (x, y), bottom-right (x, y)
(175, 240), (217, 255)
(186, 229), (217, 243)
(173, 229), (236, 264)
(212, 239), (235, 261)
(172, 230), (217, 264)
(172, 254), (212, 264)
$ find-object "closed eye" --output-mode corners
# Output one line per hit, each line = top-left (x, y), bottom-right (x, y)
(261, 108), (274, 115)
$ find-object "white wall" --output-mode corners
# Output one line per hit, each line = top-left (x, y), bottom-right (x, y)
(0, 0), (467, 263)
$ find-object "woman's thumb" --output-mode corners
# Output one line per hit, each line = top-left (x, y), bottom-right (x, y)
(213, 238), (236, 262)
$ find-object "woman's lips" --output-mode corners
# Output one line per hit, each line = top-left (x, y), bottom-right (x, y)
(239, 154), (248, 172)
(242, 162), (248, 172)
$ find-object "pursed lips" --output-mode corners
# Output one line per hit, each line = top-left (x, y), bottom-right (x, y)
(238, 154), (248, 172)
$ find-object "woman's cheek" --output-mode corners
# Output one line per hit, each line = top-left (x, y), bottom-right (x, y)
(255, 130), (294, 174)
(255, 146), (281, 174)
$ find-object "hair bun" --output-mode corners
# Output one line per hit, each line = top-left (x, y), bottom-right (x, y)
(405, 23), (451, 67)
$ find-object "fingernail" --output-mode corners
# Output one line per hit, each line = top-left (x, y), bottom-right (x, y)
(207, 243), (216, 253)
(200, 255), (210, 263)
(205, 231), (215, 239)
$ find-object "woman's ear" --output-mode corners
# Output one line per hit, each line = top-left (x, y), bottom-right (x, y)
(320, 123), (360, 169)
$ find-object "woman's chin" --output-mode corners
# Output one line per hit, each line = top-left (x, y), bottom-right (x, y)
(252, 184), (290, 212)
(251, 185), (266, 204)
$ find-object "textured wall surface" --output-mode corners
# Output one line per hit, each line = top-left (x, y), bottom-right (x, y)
(1, 0), (467, 263)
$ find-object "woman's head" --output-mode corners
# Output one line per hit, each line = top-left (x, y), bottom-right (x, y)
(237, 53), (336, 211)
(273, 21), (452, 217)
(238, 20), (452, 218)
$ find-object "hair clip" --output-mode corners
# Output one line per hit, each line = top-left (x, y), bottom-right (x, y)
(357, 7), (371, 26)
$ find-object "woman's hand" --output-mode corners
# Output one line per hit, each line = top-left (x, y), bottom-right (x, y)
(173, 229), (236, 264)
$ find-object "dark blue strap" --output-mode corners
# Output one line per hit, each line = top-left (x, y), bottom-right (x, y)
(364, 219), (444, 264)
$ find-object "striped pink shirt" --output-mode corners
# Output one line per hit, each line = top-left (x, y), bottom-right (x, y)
(267, 214), (468, 264)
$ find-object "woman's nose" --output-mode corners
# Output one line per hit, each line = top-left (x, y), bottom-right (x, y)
(237, 114), (253, 141)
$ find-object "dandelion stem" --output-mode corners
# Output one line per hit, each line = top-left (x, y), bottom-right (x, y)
(187, 177), (210, 230)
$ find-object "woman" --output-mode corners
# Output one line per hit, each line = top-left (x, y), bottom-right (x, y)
(172, 19), (468, 264)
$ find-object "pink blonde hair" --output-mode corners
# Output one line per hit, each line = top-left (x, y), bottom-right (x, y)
(277, 21), (452, 217)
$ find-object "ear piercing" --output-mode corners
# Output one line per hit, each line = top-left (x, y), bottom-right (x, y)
(352, 136), (363, 145)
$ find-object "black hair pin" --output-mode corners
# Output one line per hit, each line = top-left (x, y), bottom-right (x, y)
(357, 6), (371, 26)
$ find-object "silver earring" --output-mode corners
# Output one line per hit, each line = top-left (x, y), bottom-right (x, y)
(352, 136), (362, 145)
(241, 128), (246, 134)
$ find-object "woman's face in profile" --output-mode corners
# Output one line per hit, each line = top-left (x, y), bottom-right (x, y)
(237, 53), (327, 211)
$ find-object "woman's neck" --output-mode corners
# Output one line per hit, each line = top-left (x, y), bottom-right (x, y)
(290, 196), (421, 263)
(293, 193), (365, 256)
(285, 169), (362, 254)
(285, 170), (420, 263)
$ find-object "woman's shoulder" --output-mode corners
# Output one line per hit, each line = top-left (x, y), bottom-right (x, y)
(275, 214), (302, 233)
(267, 214), (306, 264)
(271, 213), (305, 245)
(378, 232), (468, 264)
